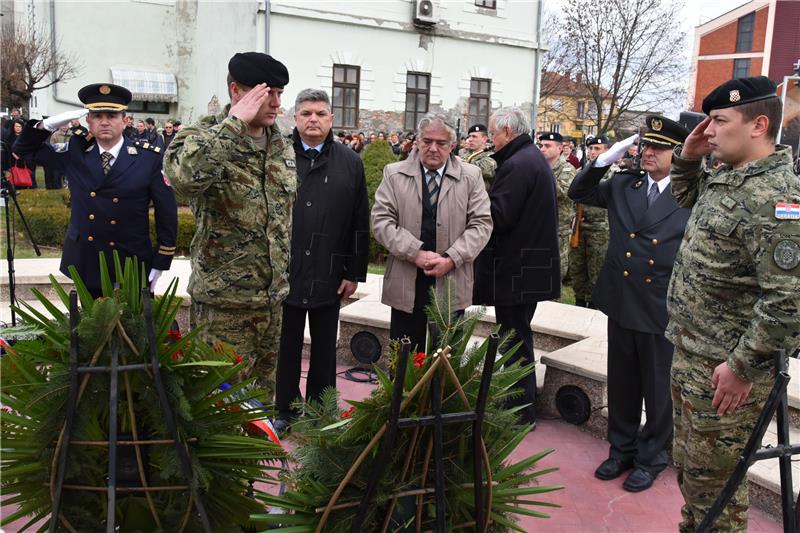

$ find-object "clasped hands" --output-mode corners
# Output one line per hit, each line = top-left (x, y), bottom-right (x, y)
(414, 250), (455, 278)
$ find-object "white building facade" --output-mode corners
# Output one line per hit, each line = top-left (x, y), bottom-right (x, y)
(9, 0), (544, 133)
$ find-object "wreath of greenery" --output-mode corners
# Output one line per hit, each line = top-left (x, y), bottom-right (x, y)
(252, 293), (563, 532)
(0, 254), (284, 532)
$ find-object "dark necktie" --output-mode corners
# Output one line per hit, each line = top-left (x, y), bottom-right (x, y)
(647, 182), (660, 208)
(426, 170), (440, 207)
(306, 148), (319, 159)
(101, 151), (113, 175)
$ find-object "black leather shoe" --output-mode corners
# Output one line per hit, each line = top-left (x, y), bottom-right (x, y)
(272, 418), (291, 438)
(623, 467), (656, 492)
(594, 458), (633, 480)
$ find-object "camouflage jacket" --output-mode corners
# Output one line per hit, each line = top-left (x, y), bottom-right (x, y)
(465, 149), (497, 190)
(163, 113), (296, 308)
(552, 157), (576, 235)
(666, 145), (800, 382)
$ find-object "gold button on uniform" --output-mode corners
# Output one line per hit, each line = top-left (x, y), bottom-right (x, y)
(645, 278), (652, 283)
(629, 233), (636, 238)
(623, 271), (629, 277)
(87, 236), (94, 242)
(109, 241), (115, 247)
(648, 259), (655, 265)
(652, 239), (658, 245)
(88, 214), (95, 220)
(112, 197), (119, 203)
(625, 251), (632, 258)
(90, 192), (96, 198)
(111, 219), (117, 225)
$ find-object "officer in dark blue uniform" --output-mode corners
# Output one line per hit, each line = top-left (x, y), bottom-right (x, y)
(13, 83), (177, 296)
(569, 116), (690, 492)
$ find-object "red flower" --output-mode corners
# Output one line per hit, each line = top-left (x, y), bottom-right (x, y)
(167, 329), (182, 341)
(341, 406), (356, 419)
(233, 353), (243, 365)
(172, 350), (183, 361)
(413, 352), (426, 367)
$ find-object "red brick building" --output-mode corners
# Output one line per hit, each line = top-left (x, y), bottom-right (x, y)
(688, 0), (800, 112)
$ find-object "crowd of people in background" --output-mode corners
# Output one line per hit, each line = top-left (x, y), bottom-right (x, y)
(0, 108), (186, 189)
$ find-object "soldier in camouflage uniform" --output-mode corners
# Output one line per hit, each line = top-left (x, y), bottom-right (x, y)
(568, 135), (611, 307)
(164, 53), (296, 397)
(538, 131), (576, 281)
(464, 124), (497, 190)
(666, 76), (800, 532)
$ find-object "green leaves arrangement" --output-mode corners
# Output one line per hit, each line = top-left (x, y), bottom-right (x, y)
(0, 253), (284, 532)
(252, 293), (563, 532)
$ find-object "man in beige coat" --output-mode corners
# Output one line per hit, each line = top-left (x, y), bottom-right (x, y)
(372, 113), (492, 351)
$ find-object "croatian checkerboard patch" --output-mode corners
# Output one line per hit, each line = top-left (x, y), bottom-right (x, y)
(774, 203), (800, 220)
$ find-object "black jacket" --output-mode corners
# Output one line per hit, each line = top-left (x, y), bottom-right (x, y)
(568, 162), (690, 334)
(286, 129), (370, 308)
(473, 134), (561, 305)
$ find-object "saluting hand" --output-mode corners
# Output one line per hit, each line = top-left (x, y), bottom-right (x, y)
(229, 83), (269, 125)
(681, 116), (714, 160)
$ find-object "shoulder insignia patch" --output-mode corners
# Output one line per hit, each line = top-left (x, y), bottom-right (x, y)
(775, 203), (800, 220)
(632, 179), (644, 189)
(127, 146), (138, 155)
(720, 195), (737, 210)
(135, 142), (162, 154)
(773, 240), (800, 271)
(285, 159), (296, 169)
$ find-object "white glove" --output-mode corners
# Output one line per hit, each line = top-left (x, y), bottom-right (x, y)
(148, 269), (163, 292)
(42, 109), (88, 132)
(596, 134), (639, 167)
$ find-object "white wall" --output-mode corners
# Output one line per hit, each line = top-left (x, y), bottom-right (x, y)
(25, 0), (541, 129)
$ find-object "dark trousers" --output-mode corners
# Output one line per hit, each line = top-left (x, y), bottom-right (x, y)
(606, 317), (674, 474)
(275, 301), (340, 418)
(495, 303), (537, 425)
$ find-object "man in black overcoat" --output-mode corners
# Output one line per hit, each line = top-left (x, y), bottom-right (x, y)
(473, 106), (561, 427)
(274, 89), (369, 433)
(568, 116), (690, 492)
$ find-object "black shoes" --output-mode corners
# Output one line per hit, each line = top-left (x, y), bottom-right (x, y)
(622, 467), (656, 492)
(272, 418), (291, 438)
(594, 457), (634, 480)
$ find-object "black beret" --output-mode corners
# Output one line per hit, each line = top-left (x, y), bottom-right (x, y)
(228, 52), (289, 87)
(539, 131), (563, 142)
(640, 115), (689, 148)
(468, 124), (487, 134)
(78, 83), (132, 112)
(701, 76), (777, 115)
(586, 135), (610, 146)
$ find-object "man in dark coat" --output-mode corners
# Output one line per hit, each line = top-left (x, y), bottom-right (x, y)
(474, 106), (561, 427)
(274, 88), (369, 432)
(568, 116), (690, 492)
(13, 83), (177, 296)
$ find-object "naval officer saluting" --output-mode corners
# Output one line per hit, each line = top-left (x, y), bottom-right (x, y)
(13, 83), (178, 297)
(568, 116), (690, 492)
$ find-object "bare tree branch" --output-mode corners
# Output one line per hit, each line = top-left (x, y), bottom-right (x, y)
(1, 23), (81, 111)
(558, 0), (688, 134)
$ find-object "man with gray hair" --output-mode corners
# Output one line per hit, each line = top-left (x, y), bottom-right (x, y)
(274, 88), (370, 433)
(474, 106), (561, 428)
(372, 113), (492, 350)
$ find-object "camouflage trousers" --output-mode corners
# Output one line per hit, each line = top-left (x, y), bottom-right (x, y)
(558, 230), (571, 283)
(567, 226), (608, 303)
(190, 302), (282, 399)
(671, 346), (772, 533)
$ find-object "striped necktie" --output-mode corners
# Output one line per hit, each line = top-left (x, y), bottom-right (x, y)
(426, 169), (440, 207)
(101, 151), (113, 175)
